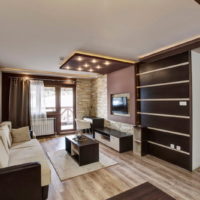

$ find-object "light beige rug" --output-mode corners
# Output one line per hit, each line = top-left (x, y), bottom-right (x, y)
(47, 150), (118, 181)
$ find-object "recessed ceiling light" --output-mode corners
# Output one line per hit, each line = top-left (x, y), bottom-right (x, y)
(96, 65), (101, 69)
(66, 65), (71, 69)
(91, 59), (97, 63)
(84, 63), (89, 68)
(89, 68), (94, 72)
(78, 67), (82, 71)
(104, 61), (111, 65)
(77, 56), (83, 61)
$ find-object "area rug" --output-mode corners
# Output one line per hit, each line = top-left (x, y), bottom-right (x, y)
(47, 150), (118, 181)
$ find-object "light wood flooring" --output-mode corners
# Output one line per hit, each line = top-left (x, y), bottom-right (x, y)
(39, 135), (200, 200)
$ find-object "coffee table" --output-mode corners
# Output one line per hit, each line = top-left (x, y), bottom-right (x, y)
(65, 134), (99, 166)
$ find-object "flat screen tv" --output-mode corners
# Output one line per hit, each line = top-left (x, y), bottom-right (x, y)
(111, 96), (128, 115)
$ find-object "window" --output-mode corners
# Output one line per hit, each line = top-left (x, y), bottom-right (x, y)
(44, 87), (56, 112)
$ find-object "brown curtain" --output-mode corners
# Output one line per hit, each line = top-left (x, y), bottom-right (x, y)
(9, 78), (30, 128)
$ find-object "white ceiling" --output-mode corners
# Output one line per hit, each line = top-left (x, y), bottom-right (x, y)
(0, 0), (200, 77)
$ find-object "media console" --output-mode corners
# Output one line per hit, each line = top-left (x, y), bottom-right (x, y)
(95, 127), (133, 153)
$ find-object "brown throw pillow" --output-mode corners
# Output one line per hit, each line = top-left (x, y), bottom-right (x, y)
(11, 126), (31, 143)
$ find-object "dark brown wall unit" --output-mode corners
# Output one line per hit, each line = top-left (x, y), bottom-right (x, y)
(107, 66), (136, 125)
(137, 52), (192, 170)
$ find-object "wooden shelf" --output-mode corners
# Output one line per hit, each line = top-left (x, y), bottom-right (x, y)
(147, 141), (190, 155)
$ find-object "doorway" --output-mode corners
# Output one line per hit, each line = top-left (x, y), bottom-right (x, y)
(44, 84), (75, 134)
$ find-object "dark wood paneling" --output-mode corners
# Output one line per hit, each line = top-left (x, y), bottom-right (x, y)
(139, 64), (189, 86)
(148, 143), (191, 170)
(137, 49), (192, 171)
(140, 101), (189, 116)
(195, 0), (200, 4)
(60, 52), (133, 75)
(139, 52), (189, 73)
(140, 115), (190, 134)
(146, 129), (190, 152)
(139, 83), (189, 99)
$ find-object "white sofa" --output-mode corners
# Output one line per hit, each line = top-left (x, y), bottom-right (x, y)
(0, 121), (51, 200)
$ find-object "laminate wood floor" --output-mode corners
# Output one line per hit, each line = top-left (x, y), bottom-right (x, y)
(39, 135), (200, 200)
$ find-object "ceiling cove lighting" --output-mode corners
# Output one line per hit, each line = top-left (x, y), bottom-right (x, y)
(77, 56), (83, 61)
(84, 63), (89, 68)
(104, 61), (111, 65)
(91, 59), (97, 63)
(96, 65), (101, 69)
(60, 51), (135, 75)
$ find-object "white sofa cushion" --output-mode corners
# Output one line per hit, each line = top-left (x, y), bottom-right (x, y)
(9, 139), (51, 186)
(0, 121), (12, 144)
(0, 139), (9, 168)
(11, 139), (39, 149)
(0, 125), (11, 152)
(11, 126), (31, 143)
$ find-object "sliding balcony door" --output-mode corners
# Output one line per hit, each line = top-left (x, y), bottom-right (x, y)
(44, 85), (75, 134)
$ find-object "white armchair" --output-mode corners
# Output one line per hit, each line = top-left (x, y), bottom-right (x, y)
(75, 119), (91, 136)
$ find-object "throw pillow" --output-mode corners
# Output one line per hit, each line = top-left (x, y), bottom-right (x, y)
(11, 126), (31, 143)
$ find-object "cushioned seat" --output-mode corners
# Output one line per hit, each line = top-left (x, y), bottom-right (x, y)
(9, 139), (51, 186)
(11, 139), (41, 149)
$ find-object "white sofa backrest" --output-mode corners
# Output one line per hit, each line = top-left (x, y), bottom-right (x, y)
(0, 138), (9, 168)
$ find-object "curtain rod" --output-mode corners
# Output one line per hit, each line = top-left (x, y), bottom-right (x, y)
(9, 76), (76, 82)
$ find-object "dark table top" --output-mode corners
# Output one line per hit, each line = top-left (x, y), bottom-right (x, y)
(65, 134), (98, 147)
(95, 127), (132, 138)
(106, 182), (175, 200)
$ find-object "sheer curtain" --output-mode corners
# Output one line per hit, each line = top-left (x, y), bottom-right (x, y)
(30, 80), (47, 120)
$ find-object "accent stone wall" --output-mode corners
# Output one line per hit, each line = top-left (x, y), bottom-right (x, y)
(76, 76), (134, 134)
(90, 75), (107, 119)
(91, 75), (134, 135)
(76, 79), (92, 119)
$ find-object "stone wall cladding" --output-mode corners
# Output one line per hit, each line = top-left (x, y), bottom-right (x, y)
(76, 79), (92, 119)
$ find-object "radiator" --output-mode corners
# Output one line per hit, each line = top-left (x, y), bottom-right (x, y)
(31, 118), (55, 136)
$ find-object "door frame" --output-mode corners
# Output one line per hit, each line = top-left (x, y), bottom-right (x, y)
(44, 81), (76, 134)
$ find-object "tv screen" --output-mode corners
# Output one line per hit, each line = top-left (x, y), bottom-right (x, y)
(111, 96), (128, 115)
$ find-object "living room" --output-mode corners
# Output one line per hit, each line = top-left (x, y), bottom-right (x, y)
(0, 1), (200, 200)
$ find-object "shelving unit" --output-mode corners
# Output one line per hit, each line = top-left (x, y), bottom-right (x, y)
(136, 52), (192, 170)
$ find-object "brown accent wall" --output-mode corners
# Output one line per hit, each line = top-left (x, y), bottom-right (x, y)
(107, 66), (136, 125)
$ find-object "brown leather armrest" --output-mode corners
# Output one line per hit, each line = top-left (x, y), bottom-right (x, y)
(0, 162), (42, 200)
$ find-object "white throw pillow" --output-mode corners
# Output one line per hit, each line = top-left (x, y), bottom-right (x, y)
(0, 125), (11, 152)
(0, 139), (9, 168)
(11, 126), (31, 143)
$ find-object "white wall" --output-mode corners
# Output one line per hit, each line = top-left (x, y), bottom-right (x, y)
(192, 49), (200, 170)
(0, 71), (2, 122)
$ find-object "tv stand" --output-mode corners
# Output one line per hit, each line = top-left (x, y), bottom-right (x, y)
(95, 127), (133, 153)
